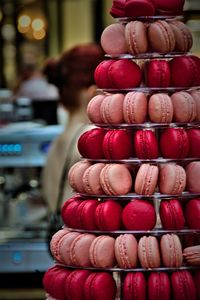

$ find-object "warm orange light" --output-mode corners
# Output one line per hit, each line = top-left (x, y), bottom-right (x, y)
(33, 28), (46, 40)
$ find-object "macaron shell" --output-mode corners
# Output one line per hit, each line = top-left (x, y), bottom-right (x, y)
(170, 20), (193, 52)
(49, 228), (70, 262)
(187, 129), (200, 158)
(115, 234), (138, 268)
(95, 200), (122, 230)
(125, 0), (156, 17)
(148, 272), (171, 300)
(58, 232), (81, 265)
(154, 0), (185, 14)
(186, 161), (200, 193)
(138, 236), (161, 268)
(68, 160), (91, 193)
(145, 60), (170, 87)
(123, 91), (148, 124)
(171, 270), (197, 300)
(82, 163), (106, 195)
(123, 272), (146, 300)
(109, 0), (126, 17)
(125, 21), (148, 55)
(65, 270), (91, 300)
(134, 164), (159, 195)
(87, 94), (106, 124)
(134, 129), (159, 159)
(185, 199), (200, 229)
(159, 199), (185, 230)
(76, 199), (99, 230)
(171, 91), (197, 122)
(100, 93), (124, 124)
(94, 60), (115, 88)
(190, 90), (200, 121)
(183, 245), (200, 266)
(160, 234), (183, 267)
(148, 93), (173, 123)
(89, 235), (116, 268)
(84, 272), (117, 300)
(61, 198), (82, 228)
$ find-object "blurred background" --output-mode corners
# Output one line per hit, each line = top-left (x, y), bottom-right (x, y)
(0, 0), (199, 299)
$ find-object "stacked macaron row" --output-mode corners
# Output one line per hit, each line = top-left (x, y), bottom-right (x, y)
(43, 265), (117, 300)
(87, 90), (200, 125)
(49, 228), (200, 270)
(68, 160), (200, 196)
(101, 20), (193, 56)
(110, 0), (185, 18)
(61, 196), (200, 231)
(78, 127), (200, 160)
(94, 55), (200, 89)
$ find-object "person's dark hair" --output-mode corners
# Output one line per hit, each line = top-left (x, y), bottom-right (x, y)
(43, 43), (104, 111)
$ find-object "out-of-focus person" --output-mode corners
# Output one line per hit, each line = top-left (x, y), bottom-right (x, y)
(41, 43), (104, 214)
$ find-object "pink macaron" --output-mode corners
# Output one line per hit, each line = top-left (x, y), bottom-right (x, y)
(170, 20), (193, 53)
(159, 128), (189, 159)
(123, 91), (148, 124)
(183, 245), (200, 266)
(84, 272), (117, 300)
(159, 163), (186, 195)
(65, 270), (91, 300)
(185, 198), (200, 229)
(95, 199), (122, 231)
(159, 199), (185, 230)
(171, 270), (197, 300)
(148, 272), (171, 300)
(186, 161), (200, 193)
(82, 163), (106, 195)
(49, 228), (70, 263)
(123, 272), (146, 300)
(134, 164), (159, 195)
(103, 129), (133, 159)
(100, 93), (125, 124)
(134, 129), (159, 159)
(145, 59), (170, 87)
(138, 235), (161, 268)
(89, 235), (116, 268)
(160, 233), (183, 267)
(115, 234), (138, 268)
(148, 93), (173, 123)
(125, 0), (156, 17)
(122, 199), (156, 230)
(125, 21), (148, 55)
(68, 160), (91, 193)
(187, 129), (200, 158)
(190, 90), (200, 121)
(87, 94), (106, 124)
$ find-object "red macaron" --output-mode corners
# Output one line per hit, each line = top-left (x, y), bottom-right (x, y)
(94, 60), (115, 88)
(75, 199), (99, 230)
(134, 129), (159, 159)
(61, 197), (82, 228)
(154, 0), (185, 15)
(77, 128), (106, 159)
(185, 198), (200, 229)
(187, 129), (200, 158)
(159, 128), (189, 159)
(145, 59), (170, 87)
(122, 199), (156, 230)
(110, 0), (126, 18)
(160, 199), (185, 230)
(148, 272), (171, 300)
(65, 270), (91, 300)
(171, 270), (197, 300)
(103, 129), (133, 159)
(125, 0), (156, 17)
(123, 272), (146, 300)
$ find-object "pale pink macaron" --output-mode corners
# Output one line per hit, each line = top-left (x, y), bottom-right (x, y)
(50, 228), (70, 263)
(134, 164), (159, 195)
(170, 20), (193, 53)
(171, 91), (197, 123)
(100, 163), (133, 195)
(159, 163), (186, 195)
(138, 236), (161, 268)
(190, 90), (200, 121)
(58, 231), (81, 265)
(89, 235), (116, 268)
(68, 160), (91, 193)
(183, 245), (200, 266)
(115, 234), (138, 268)
(186, 161), (200, 193)
(125, 21), (148, 55)
(70, 233), (96, 267)
(160, 234), (183, 267)
(100, 93), (125, 124)
(123, 91), (148, 124)
(101, 23), (127, 55)
(148, 93), (173, 123)
(148, 20), (175, 53)
(87, 94), (106, 124)
(82, 163), (106, 195)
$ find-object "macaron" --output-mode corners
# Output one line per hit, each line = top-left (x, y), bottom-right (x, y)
(122, 199), (156, 230)
(123, 272), (146, 300)
(186, 161), (200, 193)
(115, 234), (138, 268)
(101, 23), (127, 55)
(148, 20), (175, 53)
(109, 0), (126, 18)
(187, 129), (200, 158)
(145, 59), (170, 87)
(108, 59), (142, 89)
(154, 0), (185, 15)
(77, 128), (106, 159)
(148, 93), (173, 123)
(49, 228), (70, 262)
(159, 163), (186, 195)
(75, 199), (99, 230)
(125, 0), (156, 17)
(94, 60), (115, 88)
(82, 163), (106, 195)
(171, 91), (197, 122)
(123, 91), (148, 124)
(160, 233), (183, 267)
(190, 90), (200, 121)
(68, 160), (91, 193)
(170, 20), (193, 52)
(89, 235), (116, 268)
(185, 198), (200, 229)
(61, 197), (82, 228)
(87, 94), (106, 124)
(84, 272), (117, 300)
(183, 245), (200, 266)
(148, 272), (171, 300)
(125, 20), (148, 55)
(134, 164), (159, 195)
(138, 235), (161, 268)
(134, 129), (159, 159)
(70, 233), (96, 267)
(171, 270), (197, 300)
(100, 163), (133, 195)
(159, 128), (189, 158)
(103, 129), (133, 159)
(190, 55), (200, 86)
(61, 196), (81, 224)
(100, 93), (125, 124)
(159, 199), (185, 230)
(65, 270), (91, 300)
(95, 200), (122, 231)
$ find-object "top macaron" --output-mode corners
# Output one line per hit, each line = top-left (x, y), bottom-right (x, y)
(110, 0), (185, 18)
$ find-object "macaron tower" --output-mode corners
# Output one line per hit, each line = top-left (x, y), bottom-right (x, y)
(43, 1), (200, 299)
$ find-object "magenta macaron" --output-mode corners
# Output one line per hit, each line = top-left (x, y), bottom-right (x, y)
(159, 199), (185, 230)
(134, 129), (159, 159)
(123, 272), (146, 300)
